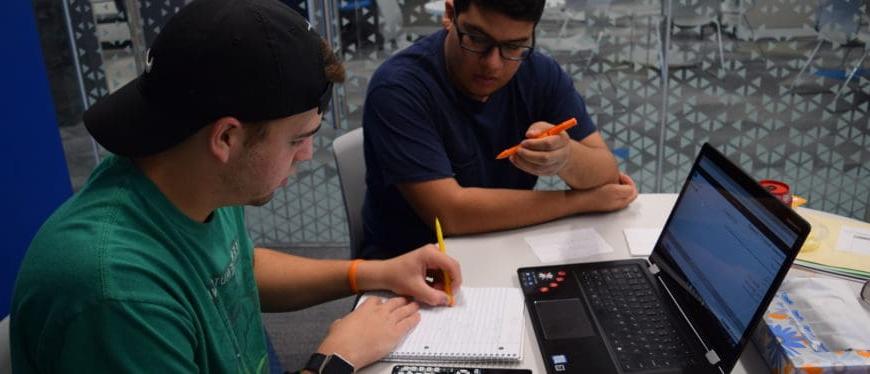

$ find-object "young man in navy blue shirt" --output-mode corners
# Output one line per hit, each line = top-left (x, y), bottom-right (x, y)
(361, 0), (638, 259)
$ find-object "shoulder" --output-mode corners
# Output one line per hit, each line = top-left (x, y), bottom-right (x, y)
(16, 158), (195, 307)
(19, 195), (183, 305)
(369, 31), (447, 94)
(13, 189), (193, 359)
(515, 50), (569, 85)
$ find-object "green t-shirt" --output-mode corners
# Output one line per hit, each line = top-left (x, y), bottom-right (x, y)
(11, 155), (269, 373)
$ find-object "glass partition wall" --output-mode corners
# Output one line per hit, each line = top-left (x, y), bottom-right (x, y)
(40, 0), (869, 248)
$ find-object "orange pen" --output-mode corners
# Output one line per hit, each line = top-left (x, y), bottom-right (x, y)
(496, 118), (578, 160)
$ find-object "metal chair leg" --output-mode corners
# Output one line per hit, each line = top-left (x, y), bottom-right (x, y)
(790, 39), (824, 92)
(714, 19), (726, 70)
(834, 48), (868, 103)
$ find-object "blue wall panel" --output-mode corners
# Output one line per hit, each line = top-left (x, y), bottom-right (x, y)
(0, 0), (73, 317)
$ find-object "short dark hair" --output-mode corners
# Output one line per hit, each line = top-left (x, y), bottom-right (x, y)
(453, 0), (545, 23)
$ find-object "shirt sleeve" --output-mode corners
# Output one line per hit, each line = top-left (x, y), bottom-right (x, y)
(50, 300), (197, 373)
(533, 56), (597, 141)
(363, 83), (454, 187)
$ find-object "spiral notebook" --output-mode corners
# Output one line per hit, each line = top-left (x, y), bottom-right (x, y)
(356, 287), (525, 363)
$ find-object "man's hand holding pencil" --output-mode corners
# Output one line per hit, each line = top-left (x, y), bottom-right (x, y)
(375, 243), (462, 307)
(502, 118), (578, 176)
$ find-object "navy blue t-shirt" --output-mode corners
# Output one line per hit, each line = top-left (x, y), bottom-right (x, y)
(360, 29), (596, 259)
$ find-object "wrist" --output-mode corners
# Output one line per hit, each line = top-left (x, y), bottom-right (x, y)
(306, 351), (357, 374)
(567, 188), (598, 213)
(354, 259), (386, 292)
(346, 259), (364, 294)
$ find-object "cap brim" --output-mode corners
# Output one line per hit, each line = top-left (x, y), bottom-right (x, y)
(84, 77), (196, 158)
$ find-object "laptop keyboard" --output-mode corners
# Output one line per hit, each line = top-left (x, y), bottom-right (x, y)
(579, 265), (701, 371)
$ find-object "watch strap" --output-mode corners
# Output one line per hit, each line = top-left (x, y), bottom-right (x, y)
(303, 353), (327, 373)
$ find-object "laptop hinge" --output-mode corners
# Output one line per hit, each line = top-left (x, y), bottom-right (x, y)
(648, 263), (661, 275)
(705, 350), (721, 365)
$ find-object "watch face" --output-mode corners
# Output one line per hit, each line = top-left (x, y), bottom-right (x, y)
(321, 354), (355, 374)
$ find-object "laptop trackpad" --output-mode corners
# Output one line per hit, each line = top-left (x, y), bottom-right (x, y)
(534, 298), (595, 340)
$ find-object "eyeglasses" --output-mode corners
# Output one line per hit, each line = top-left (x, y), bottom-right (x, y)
(453, 16), (534, 61)
(862, 280), (870, 306)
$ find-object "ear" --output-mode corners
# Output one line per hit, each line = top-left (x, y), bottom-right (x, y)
(443, 0), (454, 29)
(207, 116), (244, 164)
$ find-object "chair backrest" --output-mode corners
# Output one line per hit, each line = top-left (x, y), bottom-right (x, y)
(816, 0), (862, 43)
(1, 315), (11, 374)
(332, 128), (366, 258)
(377, 0), (403, 43)
(740, 0), (817, 41)
(662, 0), (721, 20)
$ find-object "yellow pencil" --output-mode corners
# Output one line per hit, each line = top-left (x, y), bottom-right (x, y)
(435, 217), (454, 306)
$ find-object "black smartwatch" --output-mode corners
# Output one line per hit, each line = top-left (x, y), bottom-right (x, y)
(303, 353), (326, 373)
(303, 352), (355, 374)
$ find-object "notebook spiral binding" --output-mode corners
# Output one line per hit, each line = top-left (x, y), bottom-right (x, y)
(383, 350), (521, 363)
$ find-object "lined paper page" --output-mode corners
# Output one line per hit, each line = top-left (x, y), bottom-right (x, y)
(358, 287), (524, 362)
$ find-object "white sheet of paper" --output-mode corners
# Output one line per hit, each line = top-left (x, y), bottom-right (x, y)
(780, 277), (870, 351)
(836, 226), (870, 255)
(623, 228), (662, 256)
(524, 227), (613, 263)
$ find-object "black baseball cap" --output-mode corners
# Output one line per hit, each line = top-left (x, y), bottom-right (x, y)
(84, 0), (333, 157)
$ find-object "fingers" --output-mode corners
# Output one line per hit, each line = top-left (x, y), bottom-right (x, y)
(617, 174), (639, 202)
(514, 147), (565, 169)
(509, 132), (571, 177)
(405, 245), (461, 306)
(394, 310), (421, 333)
(618, 173), (636, 187)
(412, 280), (453, 306)
(516, 146), (556, 165)
(524, 121), (553, 138)
(361, 297), (421, 323)
(381, 296), (412, 311)
(426, 246), (462, 290)
(509, 152), (563, 176)
(627, 182), (639, 203)
(602, 178), (638, 210)
(384, 298), (422, 336)
(357, 295), (383, 310)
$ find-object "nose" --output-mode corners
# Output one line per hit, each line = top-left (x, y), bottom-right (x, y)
(480, 46), (503, 70)
(298, 138), (314, 161)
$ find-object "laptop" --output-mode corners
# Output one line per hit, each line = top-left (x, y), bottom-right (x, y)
(517, 143), (810, 374)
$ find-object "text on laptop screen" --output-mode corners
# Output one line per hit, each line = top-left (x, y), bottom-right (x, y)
(659, 155), (799, 344)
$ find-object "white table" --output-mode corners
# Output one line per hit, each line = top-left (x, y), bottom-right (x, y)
(360, 193), (788, 373)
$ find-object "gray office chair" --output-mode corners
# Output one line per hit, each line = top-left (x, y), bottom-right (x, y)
(1, 315), (11, 374)
(377, 0), (403, 48)
(663, 0), (727, 69)
(332, 128), (366, 258)
(834, 3), (869, 102)
(790, 0), (863, 91)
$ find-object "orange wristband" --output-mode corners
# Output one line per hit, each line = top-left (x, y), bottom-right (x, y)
(347, 259), (364, 294)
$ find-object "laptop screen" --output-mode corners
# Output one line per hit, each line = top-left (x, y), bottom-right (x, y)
(650, 144), (809, 369)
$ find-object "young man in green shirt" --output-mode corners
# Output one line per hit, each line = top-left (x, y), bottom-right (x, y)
(10, 0), (461, 372)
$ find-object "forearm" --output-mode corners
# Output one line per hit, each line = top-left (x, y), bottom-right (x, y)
(420, 187), (600, 236)
(558, 140), (620, 190)
(253, 248), (389, 312)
